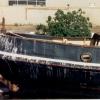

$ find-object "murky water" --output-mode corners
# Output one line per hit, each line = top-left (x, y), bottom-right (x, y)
(1, 82), (100, 99)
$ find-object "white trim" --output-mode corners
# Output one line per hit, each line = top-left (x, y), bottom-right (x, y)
(0, 50), (100, 68)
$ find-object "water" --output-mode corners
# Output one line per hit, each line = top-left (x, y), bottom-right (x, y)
(1, 81), (100, 99)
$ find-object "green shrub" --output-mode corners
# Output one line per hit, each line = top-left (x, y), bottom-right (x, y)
(36, 9), (92, 37)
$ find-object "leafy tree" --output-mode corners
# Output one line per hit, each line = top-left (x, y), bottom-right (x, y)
(36, 24), (47, 34)
(36, 9), (92, 37)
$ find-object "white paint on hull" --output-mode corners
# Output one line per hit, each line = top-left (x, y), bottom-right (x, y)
(0, 50), (100, 70)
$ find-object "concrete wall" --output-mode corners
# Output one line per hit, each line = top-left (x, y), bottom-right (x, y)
(26, 9), (56, 25)
(46, 0), (66, 7)
(0, 6), (26, 24)
(0, 0), (100, 25)
(0, 0), (8, 6)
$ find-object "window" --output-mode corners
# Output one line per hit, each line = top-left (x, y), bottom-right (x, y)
(9, 0), (46, 6)
(37, 0), (46, 6)
(28, 0), (36, 5)
(18, 0), (27, 5)
(9, 0), (17, 5)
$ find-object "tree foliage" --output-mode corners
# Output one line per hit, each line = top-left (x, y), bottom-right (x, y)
(36, 24), (47, 34)
(36, 9), (92, 37)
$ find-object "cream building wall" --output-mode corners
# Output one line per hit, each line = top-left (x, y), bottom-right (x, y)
(46, 0), (66, 7)
(0, 0), (100, 26)
(0, 0), (8, 6)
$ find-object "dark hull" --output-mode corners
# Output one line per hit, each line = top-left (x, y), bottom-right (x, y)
(0, 55), (100, 87)
(0, 34), (100, 90)
(0, 34), (100, 63)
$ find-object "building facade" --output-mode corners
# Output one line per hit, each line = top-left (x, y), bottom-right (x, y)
(0, 0), (100, 25)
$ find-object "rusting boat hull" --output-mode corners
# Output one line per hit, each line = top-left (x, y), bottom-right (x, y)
(0, 51), (100, 87)
(0, 34), (100, 88)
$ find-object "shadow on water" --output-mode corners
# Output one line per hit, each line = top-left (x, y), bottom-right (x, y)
(8, 82), (100, 99)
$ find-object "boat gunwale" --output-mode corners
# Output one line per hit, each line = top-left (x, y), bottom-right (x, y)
(0, 50), (100, 71)
(0, 33), (99, 49)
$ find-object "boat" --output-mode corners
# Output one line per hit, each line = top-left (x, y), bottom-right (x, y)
(1, 18), (100, 92)
(0, 31), (100, 90)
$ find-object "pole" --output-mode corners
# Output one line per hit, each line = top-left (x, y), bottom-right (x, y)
(1, 17), (6, 34)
